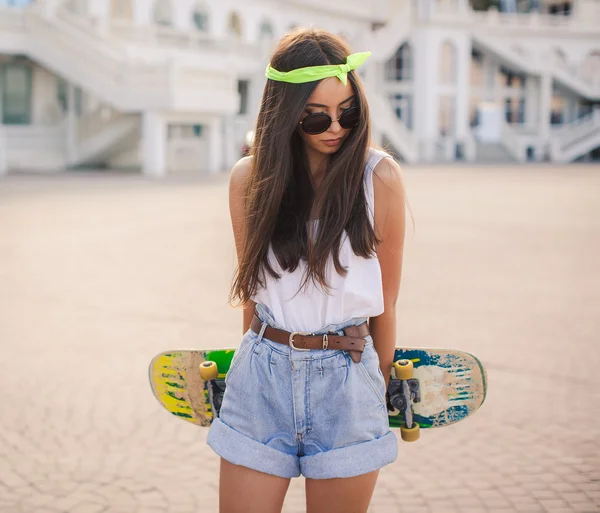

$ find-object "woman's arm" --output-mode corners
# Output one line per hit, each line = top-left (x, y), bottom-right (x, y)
(368, 157), (407, 387)
(229, 156), (257, 335)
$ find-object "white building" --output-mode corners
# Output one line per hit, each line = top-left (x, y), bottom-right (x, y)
(0, 0), (598, 176)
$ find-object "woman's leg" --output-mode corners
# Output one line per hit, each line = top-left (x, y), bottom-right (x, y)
(305, 469), (380, 513)
(219, 458), (292, 513)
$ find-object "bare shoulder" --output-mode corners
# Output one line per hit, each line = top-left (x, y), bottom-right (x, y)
(371, 155), (406, 242)
(372, 156), (406, 224)
(229, 156), (254, 261)
(229, 156), (253, 224)
(229, 155), (253, 189)
(372, 155), (405, 199)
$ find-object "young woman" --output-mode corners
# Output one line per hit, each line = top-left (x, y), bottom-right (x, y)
(207, 28), (408, 513)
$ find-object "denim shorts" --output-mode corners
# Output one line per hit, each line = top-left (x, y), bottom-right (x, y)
(206, 303), (398, 479)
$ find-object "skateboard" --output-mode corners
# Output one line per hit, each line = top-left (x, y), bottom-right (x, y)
(149, 345), (487, 442)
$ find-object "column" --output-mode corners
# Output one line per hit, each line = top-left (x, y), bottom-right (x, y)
(0, 76), (4, 174)
(524, 75), (537, 129)
(565, 94), (578, 123)
(572, 0), (598, 28)
(142, 111), (168, 177)
(0, 125), (6, 175)
(66, 82), (78, 165)
(538, 72), (552, 139)
(248, 71), (264, 123)
(416, 0), (435, 21)
(412, 29), (438, 161)
(454, 35), (472, 160)
(223, 115), (236, 170)
(208, 115), (223, 174)
(482, 55), (497, 103)
(132, 0), (153, 27)
(40, 0), (62, 18)
(210, 2), (229, 39)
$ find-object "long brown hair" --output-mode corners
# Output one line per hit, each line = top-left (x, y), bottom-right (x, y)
(229, 28), (380, 308)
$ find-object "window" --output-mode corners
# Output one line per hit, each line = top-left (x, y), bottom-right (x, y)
(168, 124), (204, 139)
(153, 0), (171, 26)
(550, 91), (565, 125)
(504, 98), (512, 123)
(471, 48), (483, 64)
(55, 78), (82, 116)
(74, 86), (82, 116)
(3, 0), (36, 6)
(471, 50), (484, 88)
(548, 2), (572, 15)
(2, 63), (32, 125)
(439, 95), (455, 136)
(193, 2), (209, 32)
(111, 0), (132, 19)
(238, 80), (249, 115)
(385, 43), (412, 82)
(496, 66), (525, 89)
(258, 20), (273, 40)
(389, 94), (413, 130)
(439, 41), (457, 85)
(470, 97), (481, 127)
(56, 77), (68, 114)
(193, 11), (208, 31)
(228, 12), (242, 38)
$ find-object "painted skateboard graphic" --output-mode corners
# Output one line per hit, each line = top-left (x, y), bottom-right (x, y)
(149, 346), (487, 441)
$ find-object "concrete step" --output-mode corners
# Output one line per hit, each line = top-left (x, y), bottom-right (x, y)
(475, 142), (517, 163)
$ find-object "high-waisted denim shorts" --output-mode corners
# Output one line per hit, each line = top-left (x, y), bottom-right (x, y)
(206, 303), (398, 479)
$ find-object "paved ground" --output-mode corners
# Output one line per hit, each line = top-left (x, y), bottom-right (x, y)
(0, 164), (599, 513)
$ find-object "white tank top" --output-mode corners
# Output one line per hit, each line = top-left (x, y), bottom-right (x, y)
(251, 147), (390, 333)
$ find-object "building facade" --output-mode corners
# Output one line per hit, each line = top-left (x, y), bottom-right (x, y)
(0, 0), (598, 176)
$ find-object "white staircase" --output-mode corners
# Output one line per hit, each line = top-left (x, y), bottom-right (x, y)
(472, 35), (542, 74)
(500, 122), (542, 162)
(473, 34), (600, 101)
(475, 142), (517, 163)
(550, 63), (600, 102)
(0, 1), (261, 170)
(550, 109), (600, 162)
(70, 108), (140, 167)
(369, 92), (417, 163)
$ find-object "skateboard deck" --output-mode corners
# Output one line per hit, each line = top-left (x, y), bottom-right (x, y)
(149, 346), (487, 437)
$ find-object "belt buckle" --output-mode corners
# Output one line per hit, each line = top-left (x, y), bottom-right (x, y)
(289, 331), (311, 351)
(289, 332), (329, 350)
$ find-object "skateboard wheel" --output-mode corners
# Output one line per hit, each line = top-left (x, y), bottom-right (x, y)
(400, 423), (420, 442)
(199, 361), (218, 380)
(394, 359), (414, 380)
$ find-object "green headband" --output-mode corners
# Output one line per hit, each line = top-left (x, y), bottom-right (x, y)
(265, 51), (371, 86)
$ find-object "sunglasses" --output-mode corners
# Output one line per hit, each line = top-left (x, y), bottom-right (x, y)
(299, 107), (360, 135)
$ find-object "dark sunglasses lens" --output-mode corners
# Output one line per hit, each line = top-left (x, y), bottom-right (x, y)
(339, 107), (360, 129)
(301, 113), (331, 135)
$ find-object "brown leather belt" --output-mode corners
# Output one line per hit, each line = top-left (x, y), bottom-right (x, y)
(250, 313), (369, 363)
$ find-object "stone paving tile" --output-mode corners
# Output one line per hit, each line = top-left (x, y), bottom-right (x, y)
(1, 166), (599, 513)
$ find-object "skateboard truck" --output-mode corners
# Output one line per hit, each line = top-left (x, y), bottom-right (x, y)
(389, 359), (421, 442)
(199, 361), (225, 417)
